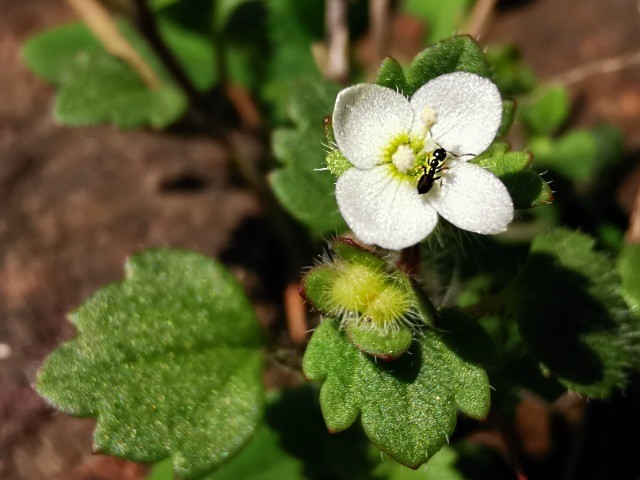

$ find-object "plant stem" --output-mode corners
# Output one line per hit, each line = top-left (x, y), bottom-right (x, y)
(131, 0), (201, 102)
(65, 0), (161, 89)
(491, 400), (530, 480)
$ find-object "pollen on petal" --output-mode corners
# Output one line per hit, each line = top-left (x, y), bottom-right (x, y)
(391, 145), (416, 174)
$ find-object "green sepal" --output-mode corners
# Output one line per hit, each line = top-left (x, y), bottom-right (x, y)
(472, 143), (552, 209)
(345, 322), (414, 361)
(501, 170), (554, 209)
(375, 56), (408, 95)
(326, 150), (353, 177)
(331, 238), (388, 271)
(406, 35), (491, 96)
(301, 238), (437, 359)
(497, 99), (516, 137)
(509, 229), (636, 397)
(303, 313), (492, 469)
(36, 249), (264, 479)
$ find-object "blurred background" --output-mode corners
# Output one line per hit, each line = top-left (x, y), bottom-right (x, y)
(1, 0), (639, 479)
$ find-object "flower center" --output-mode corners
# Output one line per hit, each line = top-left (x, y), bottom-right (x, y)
(391, 144), (416, 174)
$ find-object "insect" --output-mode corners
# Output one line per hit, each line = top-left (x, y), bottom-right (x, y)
(417, 148), (448, 194)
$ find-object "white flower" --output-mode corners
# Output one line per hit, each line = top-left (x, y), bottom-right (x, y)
(332, 71), (514, 250)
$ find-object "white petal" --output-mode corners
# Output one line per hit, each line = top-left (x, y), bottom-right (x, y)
(336, 166), (438, 250)
(429, 161), (513, 234)
(333, 84), (413, 169)
(410, 72), (502, 157)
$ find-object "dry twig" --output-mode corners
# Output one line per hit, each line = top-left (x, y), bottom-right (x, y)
(324, 0), (350, 83)
(369, 0), (392, 76)
(461, 0), (498, 40)
(65, 0), (161, 89)
(549, 51), (640, 87)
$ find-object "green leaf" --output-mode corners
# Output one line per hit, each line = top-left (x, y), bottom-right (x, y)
(303, 312), (492, 468)
(485, 45), (537, 97)
(22, 21), (188, 129)
(403, 0), (473, 44)
(22, 22), (101, 85)
(501, 170), (554, 209)
(406, 36), (491, 96)
(36, 249), (264, 479)
(510, 229), (636, 397)
(375, 57), (408, 94)
(263, 0), (323, 119)
(472, 143), (552, 209)
(157, 17), (217, 91)
(270, 79), (347, 235)
(55, 52), (187, 129)
(520, 86), (570, 135)
(529, 130), (598, 181)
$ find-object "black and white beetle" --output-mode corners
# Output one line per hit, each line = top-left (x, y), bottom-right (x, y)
(417, 148), (448, 195)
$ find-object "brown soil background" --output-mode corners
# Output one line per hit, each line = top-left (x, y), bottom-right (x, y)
(1, 0), (639, 479)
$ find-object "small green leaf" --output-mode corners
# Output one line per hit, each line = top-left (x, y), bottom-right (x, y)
(520, 86), (570, 135)
(375, 57), (408, 94)
(485, 45), (537, 97)
(303, 312), (492, 468)
(510, 229), (636, 397)
(406, 36), (491, 96)
(263, 0), (324, 119)
(271, 78), (347, 236)
(157, 17), (217, 91)
(36, 249), (264, 479)
(497, 100), (516, 137)
(500, 170), (554, 209)
(22, 22), (101, 85)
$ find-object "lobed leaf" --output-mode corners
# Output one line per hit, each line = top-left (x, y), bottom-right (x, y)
(303, 312), (493, 469)
(55, 52), (187, 129)
(510, 229), (636, 397)
(270, 79), (347, 236)
(36, 250), (264, 479)
(23, 21), (188, 129)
